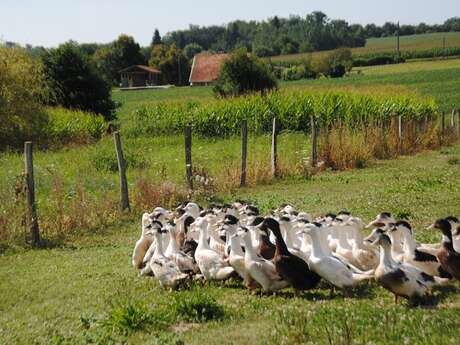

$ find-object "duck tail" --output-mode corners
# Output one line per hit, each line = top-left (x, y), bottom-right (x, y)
(351, 272), (374, 284)
(433, 276), (451, 286)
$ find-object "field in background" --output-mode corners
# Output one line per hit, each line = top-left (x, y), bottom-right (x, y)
(114, 58), (460, 120)
(1, 146), (460, 345)
(269, 31), (460, 63)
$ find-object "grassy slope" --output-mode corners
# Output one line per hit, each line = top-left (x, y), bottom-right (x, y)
(1, 145), (460, 345)
(269, 31), (460, 63)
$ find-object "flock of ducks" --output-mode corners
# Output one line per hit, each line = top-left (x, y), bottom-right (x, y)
(132, 202), (460, 306)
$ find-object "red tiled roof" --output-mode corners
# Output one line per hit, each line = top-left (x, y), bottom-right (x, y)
(119, 65), (161, 74)
(189, 53), (229, 84)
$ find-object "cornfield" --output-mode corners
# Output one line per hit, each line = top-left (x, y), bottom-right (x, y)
(127, 90), (438, 137)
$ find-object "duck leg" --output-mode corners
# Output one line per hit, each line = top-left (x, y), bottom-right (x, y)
(394, 294), (399, 304)
(329, 285), (335, 298)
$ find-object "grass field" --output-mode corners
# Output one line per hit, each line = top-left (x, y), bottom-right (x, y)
(1, 145), (460, 345)
(269, 31), (460, 63)
(1, 49), (460, 345)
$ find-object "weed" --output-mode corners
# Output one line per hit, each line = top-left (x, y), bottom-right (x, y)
(171, 288), (225, 323)
(448, 157), (460, 165)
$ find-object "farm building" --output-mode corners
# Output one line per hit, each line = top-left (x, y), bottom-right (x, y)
(119, 65), (162, 88)
(189, 53), (229, 86)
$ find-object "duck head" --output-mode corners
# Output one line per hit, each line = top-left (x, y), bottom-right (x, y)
(372, 233), (392, 248)
(428, 219), (452, 235)
(144, 220), (164, 235)
(391, 220), (412, 235)
(257, 217), (282, 236)
(366, 212), (394, 228)
(363, 228), (386, 244)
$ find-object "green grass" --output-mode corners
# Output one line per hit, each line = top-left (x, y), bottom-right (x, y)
(269, 31), (460, 63)
(1, 145), (460, 345)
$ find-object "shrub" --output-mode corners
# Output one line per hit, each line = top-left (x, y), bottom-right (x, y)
(171, 288), (225, 322)
(213, 48), (277, 97)
(46, 108), (107, 145)
(42, 42), (117, 121)
(0, 46), (49, 150)
(90, 144), (148, 172)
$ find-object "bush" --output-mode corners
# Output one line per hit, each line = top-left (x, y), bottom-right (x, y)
(46, 108), (108, 145)
(171, 288), (225, 322)
(0, 47), (49, 150)
(42, 42), (117, 121)
(213, 48), (277, 97)
(90, 144), (148, 172)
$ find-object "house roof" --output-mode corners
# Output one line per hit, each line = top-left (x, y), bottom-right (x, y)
(189, 53), (229, 83)
(119, 65), (161, 74)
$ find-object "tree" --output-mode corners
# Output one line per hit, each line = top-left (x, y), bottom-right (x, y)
(42, 42), (117, 120)
(183, 43), (203, 60)
(93, 34), (145, 85)
(0, 47), (49, 149)
(213, 49), (277, 97)
(149, 44), (190, 85)
(152, 29), (162, 45)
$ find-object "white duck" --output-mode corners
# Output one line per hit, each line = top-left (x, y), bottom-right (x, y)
(367, 212), (404, 262)
(226, 226), (259, 289)
(237, 227), (289, 292)
(146, 221), (189, 289)
(301, 223), (374, 290)
(132, 215), (156, 269)
(163, 221), (199, 274)
(193, 216), (235, 281)
(391, 221), (448, 278)
(344, 217), (379, 271)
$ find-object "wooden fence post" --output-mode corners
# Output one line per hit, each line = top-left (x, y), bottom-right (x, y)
(310, 116), (318, 168)
(457, 109), (460, 137)
(240, 120), (248, 187)
(113, 131), (130, 211)
(440, 112), (446, 145)
(271, 117), (278, 178)
(398, 115), (403, 153)
(185, 125), (193, 190)
(451, 109), (456, 128)
(24, 141), (41, 247)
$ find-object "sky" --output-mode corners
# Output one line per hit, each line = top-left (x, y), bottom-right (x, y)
(1, 0), (459, 47)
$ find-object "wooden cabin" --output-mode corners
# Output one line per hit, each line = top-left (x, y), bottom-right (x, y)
(119, 65), (162, 88)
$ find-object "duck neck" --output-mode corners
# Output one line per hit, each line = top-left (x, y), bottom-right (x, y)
(380, 244), (395, 267)
(198, 226), (210, 250)
(300, 233), (311, 252)
(441, 228), (455, 251)
(271, 226), (290, 256)
(281, 223), (294, 248)
(154, 233), (164, 257)
(389, 230), (403, 255)
(309, 230), (326, 258)
(230, 235), (244, 256)
(241, 234), (258, 261)
(166, 229), (179, 253)
(338, 228), (351, 249)
(401, 229), (416, 255)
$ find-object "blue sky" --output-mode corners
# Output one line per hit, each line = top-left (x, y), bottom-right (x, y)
(1, 0), (459, 47)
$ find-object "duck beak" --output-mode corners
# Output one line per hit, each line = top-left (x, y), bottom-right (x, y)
(426, 223), (435, 230)
(366, 219), (384, 228)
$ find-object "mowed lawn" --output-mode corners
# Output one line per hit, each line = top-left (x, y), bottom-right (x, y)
(1, 145), (460, 345)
